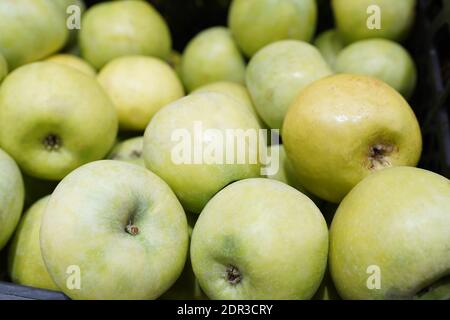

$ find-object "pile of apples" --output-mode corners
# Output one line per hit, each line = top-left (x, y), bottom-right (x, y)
(0, 0), (449, 300)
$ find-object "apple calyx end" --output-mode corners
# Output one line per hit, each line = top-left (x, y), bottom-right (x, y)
(226, 265), (242, 285)
(43, 133), (62, 151)
(368, 144), (396, 170)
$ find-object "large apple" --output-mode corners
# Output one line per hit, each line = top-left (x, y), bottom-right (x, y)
(332, 0), (416, 44)
(180, 27), (246, 92)
(108, 136), (144, 167)
(79, 0), (171, 69)
(283, 74), (422, 203)
(329, 167), (450, 300)
(313, 29), (345, 69)
(8, 196), (58, 291)
(0, 62), (118, 180)
(246, 40), (332, 129)
(45, 54), (96, 77)
(0, 53), (7, 82)
(0, 0), (68, 70)
(98, 56), (185, 131)
(0, 148), (24, 251)
(335, 39), (417, 99)
(143, 92), (262, 213)
(40, 160), (189, 300)
(191, 178), (328, 299)
(228, 0), (317, 57)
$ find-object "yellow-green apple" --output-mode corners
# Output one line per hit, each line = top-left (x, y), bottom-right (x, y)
(228, 0), (317, 57)
(0, 52), (7, 82)
(98, 56), (184, 131)
(0, 0), (68, 69)
(40, 160), (189, 300)
(335, 39), (417, 98)
(191, 178), (328, 299)
(8, 196), (58, 291)
(53, 0), (86, 47)
(143, 92), (262, 213)
(108, 136), (144, 167)
(314, 29), (345, 69)
(45, 54), (96, 77)
(180, 27), (246, 92)
(0, 62), (118, 180)
(329, 167), (450, 300)
(283, 74), (422, 203)
(332, 0), (416, 44)
(246, 40), (332, 129)
(79, 0), (171, 69)
(0, 148), (24, 250)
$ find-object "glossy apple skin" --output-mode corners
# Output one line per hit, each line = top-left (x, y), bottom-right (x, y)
(45, 54), (96, 77)
(98, 56), (184, 131)
(313, 29), (345, 69)
(191, 178), (328, 299)
(0, 53), (7, 82)
(0, 148), (24, 250)
(0, 62), (118, 180)
(0, 0), (68, 70)
(181, 27), (246, 92)
(8, 196), (58, 291)
(332, 0), (416, 44)
(330, 167), (450, 300)
(246, 40), (332, 129)
(79, 0), (171, 69)
(283, 74), (422, 203)
(108, 136), (144, 167)
(228, 0), (317, 57)
(335, 39), (417, 99)
(144, 92), (262, 213)
(40, 160), (189, 300)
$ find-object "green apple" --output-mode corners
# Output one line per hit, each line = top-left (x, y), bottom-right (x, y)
(314, 29), (345, 69)
(0, 0), (68, 70)
(98, 56), (185, 131)
(283, 74), (422, 203)
(40, 160), (189, 300)
(79, 0), (172, 69)
(335, 39), (417, 99)
(246, 40), (332, 129)
(228, 0), (317, 57)
(45, 54), (96, 77)
(0, 52), (7, 82)
(144, 92), (262, 213)
(332, 0), (416, 44)
(8, 196), (58, 291)
(330, 167), (450, 300)
(0, 62), (118, 180)
(191, 178), (328, 299)
(192, 81), (266, 128)
(108, 136), (144, 167)
(180, 27), (246, 92)
(53, 0), (86, 47)
(0, 148), (24, 251)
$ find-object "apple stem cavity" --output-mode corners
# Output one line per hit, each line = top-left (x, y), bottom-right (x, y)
(226, 265), (242, 285)
(43, 134), (62, 151)
(368, 144), (395, 170)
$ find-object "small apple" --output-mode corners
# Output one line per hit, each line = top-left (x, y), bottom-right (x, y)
(283, 74), (422, 203)
(228, 0), (317, 57)
(246, 40), (332, 129)
(180, 27), (246, 92)
(8, 196), (58, 291)
(108, 136), (144, 167)
(40, 160), (189, 300)
(0, 52), (7, 82)
(0, 148), (24, 251)
(313, 29), (345, 69)
(330, 167), (450, 300)
(332, 0), (416, 44)
(191, 178), (328, 299)
(45, 54), (96, 77)
(0, 62), (118, 180)
(334, 39), (417, 98)
(0, 0), (68, 70)
(144, 92), (262, 213)
(98, 56), (185, 131)
(79, 0), (172, 69)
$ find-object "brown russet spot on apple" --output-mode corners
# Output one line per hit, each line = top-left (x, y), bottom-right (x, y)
(226, 265), (242, 285)
(43, 133), (62, 151)
(368, 144), (397, 170)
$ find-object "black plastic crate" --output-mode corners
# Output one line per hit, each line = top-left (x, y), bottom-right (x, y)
(0, 0), (449, 300)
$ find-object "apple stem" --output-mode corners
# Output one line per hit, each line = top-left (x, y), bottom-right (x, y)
(125, 222), (139, 235)
(226, 265), (242, 285)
